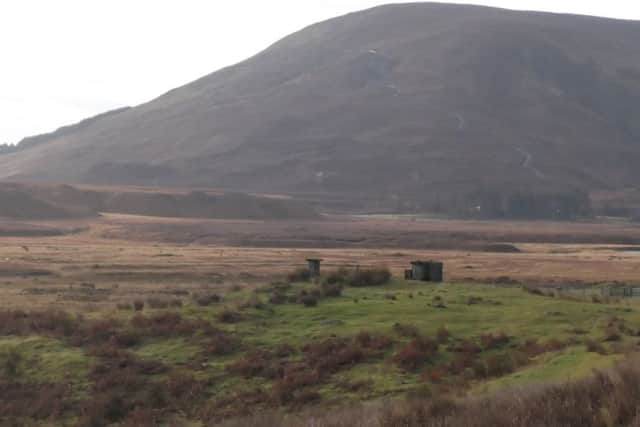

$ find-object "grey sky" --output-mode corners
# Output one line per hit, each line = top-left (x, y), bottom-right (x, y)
(1, 1), (639, 144)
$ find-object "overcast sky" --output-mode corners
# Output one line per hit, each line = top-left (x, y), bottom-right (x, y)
(1, 1), (639, 144)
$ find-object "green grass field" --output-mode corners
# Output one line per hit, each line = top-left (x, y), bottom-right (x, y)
(2, 278), (639, 425)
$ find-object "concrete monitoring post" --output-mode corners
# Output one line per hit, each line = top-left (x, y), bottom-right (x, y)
(306, 259), (322, 279)
(409, 261), (444, 282)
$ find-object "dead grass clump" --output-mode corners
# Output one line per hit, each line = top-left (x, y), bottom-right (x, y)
(194, 293), (222, 306)
(467, 296), (483, 305)
(0, 382), (71, 420)
(146, 297), (170, 309)
(239, 295), (267, 310)
(320, 281), (343, 298)
(131, 312), (207, 337)
(112, 331), (142, 348)
(393, 322), (420, 338)
(206, 330), (242, 356)
(451, 339), (482, 354)
(301, 295), (318, 307)
(354, 331), (393, 351)
(394, 337), (439, 371)
(166, 372), (206, 406)
(79, 348), (169, 427)
(604, 327), (622, 342)
(269, 292), (288, 305)
(586, 339), (608, 355)
(348, 267), (392, 287)
(217, 309), (244, 323)
(523, 286), (545, 296)
(227, 350), (285, 379)
(287, 267), (311, 283)
(322, 267), (392, 288)
(436, 326), (451, 344)
(0, 309), (79, 337)
(121, 408), (159, 427)
(479, 332), (510, 350)
(2, 348), (22, 378)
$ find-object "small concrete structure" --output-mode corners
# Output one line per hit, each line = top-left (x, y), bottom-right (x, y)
(408, 261), (443, 282)
(306, 259), (322, 278)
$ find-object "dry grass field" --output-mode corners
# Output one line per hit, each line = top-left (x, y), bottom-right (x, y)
(1, 214), (639, 312)
(2, 213), (640, 426)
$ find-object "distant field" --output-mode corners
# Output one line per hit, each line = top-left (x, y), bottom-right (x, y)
(1, 214), (639, 312)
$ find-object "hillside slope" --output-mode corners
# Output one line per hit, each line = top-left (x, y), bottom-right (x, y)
(2, 3), (640, 213)
(0, 183), (316, 220)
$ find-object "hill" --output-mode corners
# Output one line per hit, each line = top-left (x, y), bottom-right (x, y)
(0, 183), (317, 221)
(1, 3), (640, 216)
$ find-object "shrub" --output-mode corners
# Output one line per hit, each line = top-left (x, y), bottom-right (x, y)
(586, 339), (608, 354)
(348, 267), (392, 287)
(354, 331), (393, 350)
(475, 353), (517, 378)
(286, 267), (311, 283)
(320, 281), (343, 298)
(133, 301), (144, 311)
(130, 312), (207, 337)
(239, 295), (266, 310)
(117, 303), (133, 311)
(480, 332), (510, 350)
(194, 293), (221, 306)
(323, 268), (351, 285)
(166, 372), (206, 404)
(436, 326), (451, 344)
(269, 292), (288, 305)
(301, 295), (318, 307)
(2, 348), (22, 378)
(604, 327), (622, 342)
(393, 322), (420, 338)
(169, 299), (183, 308)
(452, 339), (482, 354)
(467, 296), (483, 305)
(394, 337), (439, 371)
(524, 286), (545, 296)
(206, 331), (241, 356)
(217, 309), (243, 323)
(146, 297), (169, 309)
(112, 331), (142, 348)
(227, 350), (285, 379)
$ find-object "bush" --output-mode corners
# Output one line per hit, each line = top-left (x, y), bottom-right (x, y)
(348, 267), (392, 287)
(586, 339), (608, 355)
(524, 286), (545, 296)
(217, 309), (243, 323)
(269, 292), (288, 305)
(436, 326), (451, 344)
(480, 332), (510, 350)
(320, 281), (343, 298)
(2, 348), (22, 378)
(239, 295), (266, 310)
(393, 323), (420, 338)
(301, 295), (318, 307)
(227, 350), (285, 379)
(286, 268), (311, 283)
(194, 293), (221, 306)
(133, 301), (144, 311)
(354, 331), (393, 350)
(146, 297), (170, 309)
(394, 337), (439, 371)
